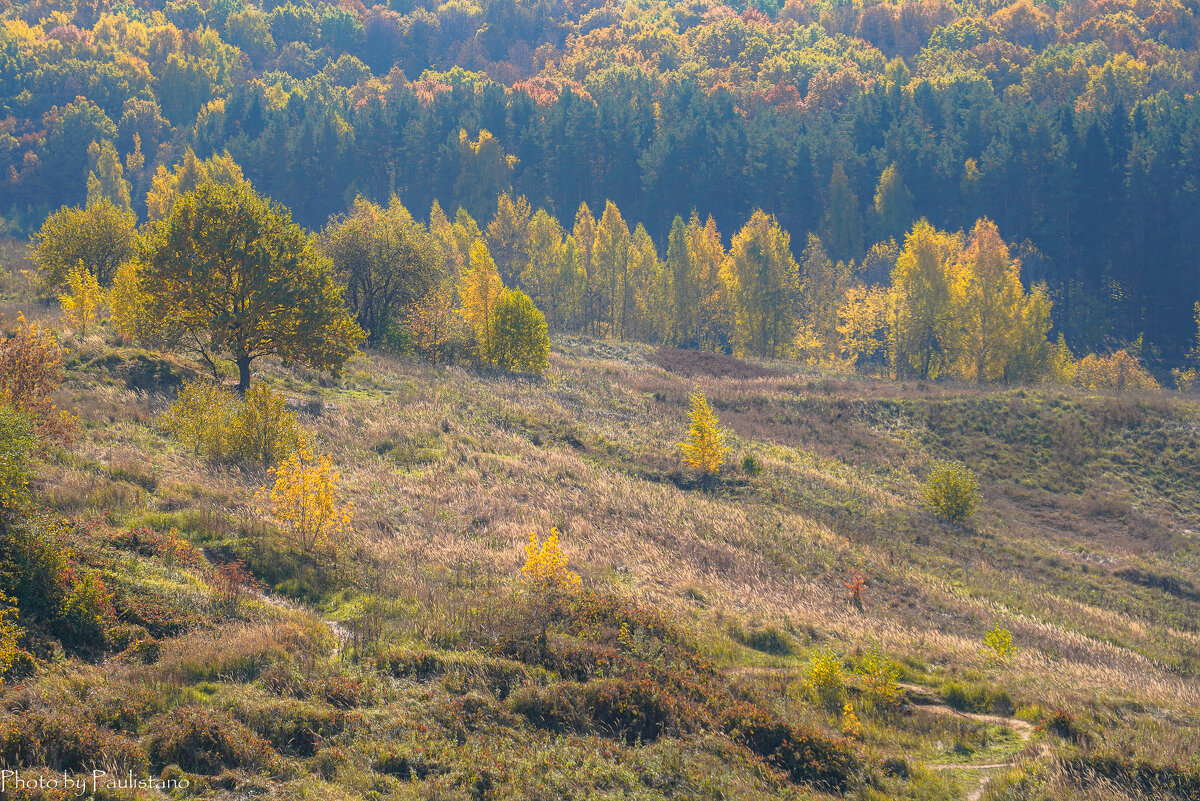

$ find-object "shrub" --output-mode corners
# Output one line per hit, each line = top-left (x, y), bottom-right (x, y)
(59, 262), (106, 335)
(0, 406), (34, 512)
(488, 288), (550, 375)
(58, 570), (114, 651)
(0, 593), (25, 681)
(0, 709), (148, 774)
(1074, 349), (1160, 392)
(0, 514), (114, 654)
(983, 626), (1015, 661)
(164, 380), (305, 466)
(510, 683), (587, 733)
(256, 448), (353, 555)
(0, 315), (73, 443)
(856, 646), (901, 711)
(845, 568), (866, 609)
(146, 706), (277, 774)
(521, 528), (581, 594)
(804, 647), (847, 712)
(741, 454), (762, 476)
(923, 460), (981, 522)
(582, 677), (676, 744)
(732, 623), (792, 655)
(941, 681), (1014, 715)
(232, 698), (346, 757)
(1045, 707), (1082, 741)
(720, 699), (857, 791)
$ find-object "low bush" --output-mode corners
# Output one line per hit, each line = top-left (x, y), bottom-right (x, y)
(163, 380), (305, 467)
(375, 647), (528, 699)
(582, 677), (676, 744)
(156, 622), (329, 685)
(146, 706), (278, 774)
(510, 683), (587, 733)
(731, 623), (792, 655)
(1076, 754), (1200, 799)
(720, 700), (857, 791)
(0, 709), (147, 774)
(232, 698), (347, 757)
(923, 460), (981, 523)
(804, 647), (847, 712)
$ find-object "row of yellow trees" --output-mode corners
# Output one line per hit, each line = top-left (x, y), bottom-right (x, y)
(34, 146), (1166, 389)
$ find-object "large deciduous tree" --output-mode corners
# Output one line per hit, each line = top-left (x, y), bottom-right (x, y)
(140, 181), (364, 391)
(323, 196), (439, 344)
(727, 210), (800, 359)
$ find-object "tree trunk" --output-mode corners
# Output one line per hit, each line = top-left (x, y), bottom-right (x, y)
(237, 356), (252, 395)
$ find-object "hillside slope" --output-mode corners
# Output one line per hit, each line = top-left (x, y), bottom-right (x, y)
(1, 307), (1198, 800)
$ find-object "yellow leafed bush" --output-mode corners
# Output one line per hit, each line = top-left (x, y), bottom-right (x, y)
(256, 448), (354, 555)
(0, 594), (25, 682)
(59, 261), (106, 335)
(164, 380), (305, 466)
(521, 528), (581, 593)
(1073, 349), (1159, 392)
(804, 647), (847, 712)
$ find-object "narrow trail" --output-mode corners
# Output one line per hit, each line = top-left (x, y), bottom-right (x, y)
(201, 547), (351, 657)
(250, 589), (350, 658)
(729, 668), (1049, 801)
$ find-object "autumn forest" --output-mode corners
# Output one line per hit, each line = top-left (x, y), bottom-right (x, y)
(4, 0), (1200, 368)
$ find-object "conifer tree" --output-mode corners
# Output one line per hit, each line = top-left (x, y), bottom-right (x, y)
(681, 391), (728, 476)
(727, 210), (800, 359)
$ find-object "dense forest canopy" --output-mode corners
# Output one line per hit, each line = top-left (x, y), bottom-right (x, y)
(3, 0), (1200, 362)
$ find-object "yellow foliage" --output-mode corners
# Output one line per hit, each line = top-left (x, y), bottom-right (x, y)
(0, 313), (74, 443)
(521, 528), (581, 593)
(257, 448), (354, 555)
(983, 626), (1015, 662)
(841, 704), (863, 739)
(1048, 333), (1077, 385)
(923, 460), (981, 523)
(804, 647), (847, 712)
(681, 391), (728, 475)
(59, 261), (106, 334)
(836, 283), (890, 366)
(0, 594), (24, 682)
(458, 239), (506, 362)
(164, 380), (305, 466)
(1073, 349), (1159, 392)
(110, 259), (151, 342)
(857, 646), (901, 710)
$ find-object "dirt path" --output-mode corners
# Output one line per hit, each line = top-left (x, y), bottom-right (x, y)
(201, 547), (350, 657)
(251, 589), (350, 658)
(729, 669), (1048, 801)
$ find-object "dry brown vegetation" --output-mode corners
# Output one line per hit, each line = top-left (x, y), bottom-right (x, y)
(2, 291), (1199, 799)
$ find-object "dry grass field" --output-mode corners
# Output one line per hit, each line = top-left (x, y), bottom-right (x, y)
(2, 252), (1198, 799)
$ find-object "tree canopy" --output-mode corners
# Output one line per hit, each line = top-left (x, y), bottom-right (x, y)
(139, 180), (364, 391)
